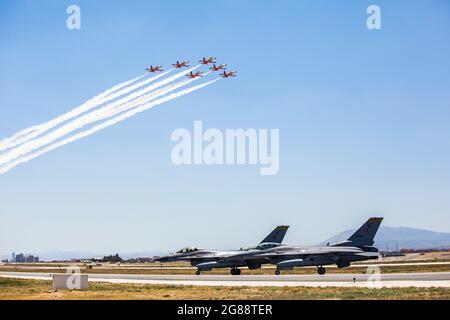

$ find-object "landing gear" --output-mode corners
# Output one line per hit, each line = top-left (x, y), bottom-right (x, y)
(195, 270), (201, 276)
(230, 268), (241, 276)
(317, 266), (326, 275)
(275, 269), (281, 275)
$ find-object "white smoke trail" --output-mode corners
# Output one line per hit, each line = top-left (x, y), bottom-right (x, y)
(92, 71), (211, 122)
(0, 79), (219, 174)
(0, 70), (172, 152)
(89, 74), (147, 103)
(91, 78), (199, 122)
(0, 127), (38, 148)
(0, 67), (201, 165)
(0, 73), (147, 150)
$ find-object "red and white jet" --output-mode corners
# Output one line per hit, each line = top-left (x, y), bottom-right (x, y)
(172, 60), (190, 68)
(146, 65), (163, 73)
(198, 57), (216, 65)
(186, 71), (204, 79)
(219, 71), (237, 78)
(209, 64), (227, 71)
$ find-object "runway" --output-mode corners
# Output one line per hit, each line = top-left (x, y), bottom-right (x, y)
(1, 271), (450, 288)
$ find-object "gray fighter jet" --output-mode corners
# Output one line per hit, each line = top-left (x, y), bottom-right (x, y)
(215, 217), (383, 275)
(154, 225), (289, 275)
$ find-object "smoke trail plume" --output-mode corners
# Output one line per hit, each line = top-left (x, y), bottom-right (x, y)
(0, 71), (170, 152)
(0, 79), (219, 174)
(0, 67), (201, 165)
(89, 74), (147, 103)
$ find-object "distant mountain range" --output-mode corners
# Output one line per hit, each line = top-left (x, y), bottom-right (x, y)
(322, 226), (450, 250)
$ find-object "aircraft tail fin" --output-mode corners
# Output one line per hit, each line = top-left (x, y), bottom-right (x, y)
(260, 225), (289, 244)
(347, 217), (383, 246)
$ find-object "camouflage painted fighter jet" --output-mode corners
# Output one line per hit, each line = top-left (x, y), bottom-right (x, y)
(154, 225), (290, 275)
(215, 218), (383, 275)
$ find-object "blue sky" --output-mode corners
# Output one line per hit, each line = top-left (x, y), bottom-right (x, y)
(0, 0), (449, 255)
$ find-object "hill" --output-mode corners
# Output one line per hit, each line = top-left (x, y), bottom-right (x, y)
(322, 226), (450, 250)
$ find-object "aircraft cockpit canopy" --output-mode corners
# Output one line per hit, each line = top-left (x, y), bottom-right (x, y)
(176, 247), (199, 254)
(256, 242), (279, 250)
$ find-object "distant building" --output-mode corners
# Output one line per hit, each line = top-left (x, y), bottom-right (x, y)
(15, 253), (24, 263)
(381, 243), (405, 257)
(25, 255), (39, 263)
(11, 253), (39, 263)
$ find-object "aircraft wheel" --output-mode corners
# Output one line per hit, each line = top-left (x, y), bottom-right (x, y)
(230, 268), (241, 276)
(275, 269), (280, 276)
(195, 270), (200, 276)
(317, 266), (326, 275)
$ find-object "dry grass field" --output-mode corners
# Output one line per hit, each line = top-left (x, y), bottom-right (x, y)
(1, 277), (450, 300)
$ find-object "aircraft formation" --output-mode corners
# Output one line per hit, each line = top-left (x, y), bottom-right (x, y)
(146, 57), (238, 79)
(155, 218), (383, 276)
(0, 56), (233, 174)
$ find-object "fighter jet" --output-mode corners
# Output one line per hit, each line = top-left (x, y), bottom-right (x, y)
(172, 60), (189, 68)
(199, 57), (216, 65)
(146, 65), (163, 73)
(154, 225), (290, 275)
(215, 217), (383, 275)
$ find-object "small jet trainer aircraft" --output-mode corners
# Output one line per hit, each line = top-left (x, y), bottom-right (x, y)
(199, 57), (216, 65)
(209, 64), (227, 71)
(172, 60), (189, 68)
(186, 71), (204, 79)
(219, 71), (237, 78)
(146, 65), (163, 73)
